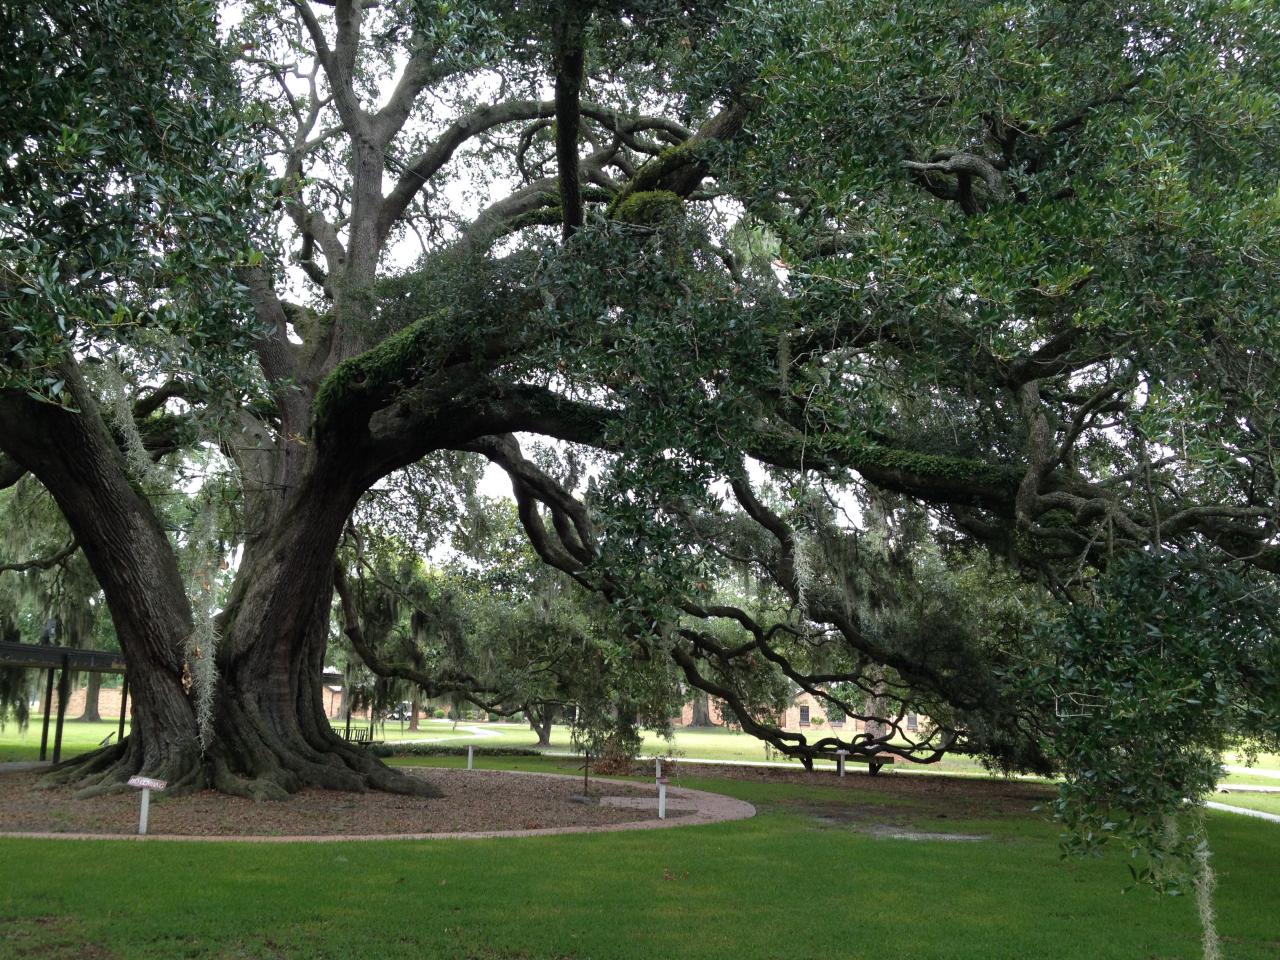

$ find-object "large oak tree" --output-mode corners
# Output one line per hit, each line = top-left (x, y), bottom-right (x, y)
(2, 0), (1277, 811)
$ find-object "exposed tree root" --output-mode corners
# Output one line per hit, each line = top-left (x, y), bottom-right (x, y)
(38, 727), (438, 801)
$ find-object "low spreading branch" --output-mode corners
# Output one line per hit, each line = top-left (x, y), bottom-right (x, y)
(0, 539), (79, 574)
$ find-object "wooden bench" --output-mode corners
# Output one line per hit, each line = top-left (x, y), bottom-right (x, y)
(342, 726), (378, 745)
(864, 756), (893, 776)
(835, 750), (895, 776)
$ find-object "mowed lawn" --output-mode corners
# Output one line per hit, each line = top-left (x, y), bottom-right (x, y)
(343, 719), (1007, 777)
(344, 721), (1280, 783)
(0, 719), (130, 762)
(5, 718), (1278, 785)
(2, 755), (1278, 960)
(1213, 792), (1280, 817)
(0, 717), (996, 775)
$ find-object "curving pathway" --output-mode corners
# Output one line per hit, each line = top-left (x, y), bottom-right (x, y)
(0, 769), (755, 843)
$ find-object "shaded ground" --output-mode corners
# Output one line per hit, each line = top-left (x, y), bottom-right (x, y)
(671, 761), (1052, 842)
(663, 759), (1054, 820)
(0, 768), (686, 837)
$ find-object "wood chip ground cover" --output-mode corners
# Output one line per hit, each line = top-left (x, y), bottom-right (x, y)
(0, 769), (684, 837)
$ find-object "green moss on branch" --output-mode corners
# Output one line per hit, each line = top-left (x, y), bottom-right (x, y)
(606, 141), (701, 219)
(312, 312), (445, 431)
(845, 440), (1023, 492)
(611, 189), (683, 226)
(506, 206), (565, 232)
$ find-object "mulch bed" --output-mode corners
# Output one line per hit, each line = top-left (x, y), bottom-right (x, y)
(0, 769), (679, 838)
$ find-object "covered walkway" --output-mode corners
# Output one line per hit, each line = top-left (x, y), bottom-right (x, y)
(0, 641), (127, 762)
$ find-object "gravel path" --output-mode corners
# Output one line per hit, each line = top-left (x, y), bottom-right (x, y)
(0, 768), (754, 842)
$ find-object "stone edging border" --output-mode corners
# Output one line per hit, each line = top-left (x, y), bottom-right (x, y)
(0, 769), (756, 843)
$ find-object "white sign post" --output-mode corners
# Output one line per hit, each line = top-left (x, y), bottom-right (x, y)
(467, 745), (474, 770)
(655, 757), (662, 779)
(127, 775), (167, 835)
(657, 776), (668, 820)
(836, 750), (848, 778)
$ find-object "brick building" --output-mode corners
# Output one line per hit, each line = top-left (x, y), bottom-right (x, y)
(679, 690), (922, 736)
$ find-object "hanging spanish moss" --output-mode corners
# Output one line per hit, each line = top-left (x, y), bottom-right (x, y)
(791, 529), (815, 623)
(99, 358), (163, 486)
(183, 489), (223, 752)
(1191, 813), (1223, 960)
(0, 665), (34, 731)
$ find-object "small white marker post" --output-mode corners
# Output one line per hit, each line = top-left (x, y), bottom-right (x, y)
(655, 757), (662, 779)
(467, 745), (474, 770)
(127, 775), (167, 835)
(836, 749), (848, 778)
(657, 776), (668, 820)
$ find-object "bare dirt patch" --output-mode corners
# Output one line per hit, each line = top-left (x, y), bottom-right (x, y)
(0, 916), (118, 960)
(663, 760), (1053, 819)
(652, 761), (1053, 841)
(0, 768), (685, 838)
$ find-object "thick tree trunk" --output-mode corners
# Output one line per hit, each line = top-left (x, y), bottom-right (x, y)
(333, 671), (348, 721)
(865, 668), (889, 741)
(533, 716), (552, 748)
(3, 378), (434, 799)
(408, 693), (421, 731)
(526, 702), (554, 747)
(51, 493), (437, 800)
(78, 674), (102, 723)
(198, 470), (436, 800)
(689, 690), (715, 727)
(2, 373), (207, 796)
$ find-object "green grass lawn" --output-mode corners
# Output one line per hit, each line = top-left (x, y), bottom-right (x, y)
(353, 719), (1003, 777)
(381, 722), (1280, 786)
(8, 717), (1278, 791)
(0, 719), (129, 762)
(1215, 792), (1280, 817)
(1227, 751), (1280, 768)
(1221, 752), (1280, 788)
(1220, 771), (1280, 787)
(1, 754), (1277, 959)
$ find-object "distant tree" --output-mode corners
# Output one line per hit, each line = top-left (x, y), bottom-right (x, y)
(687, 692), (715, 728)
(335, 492), (682, 756)
(0, 477), (115, 726)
